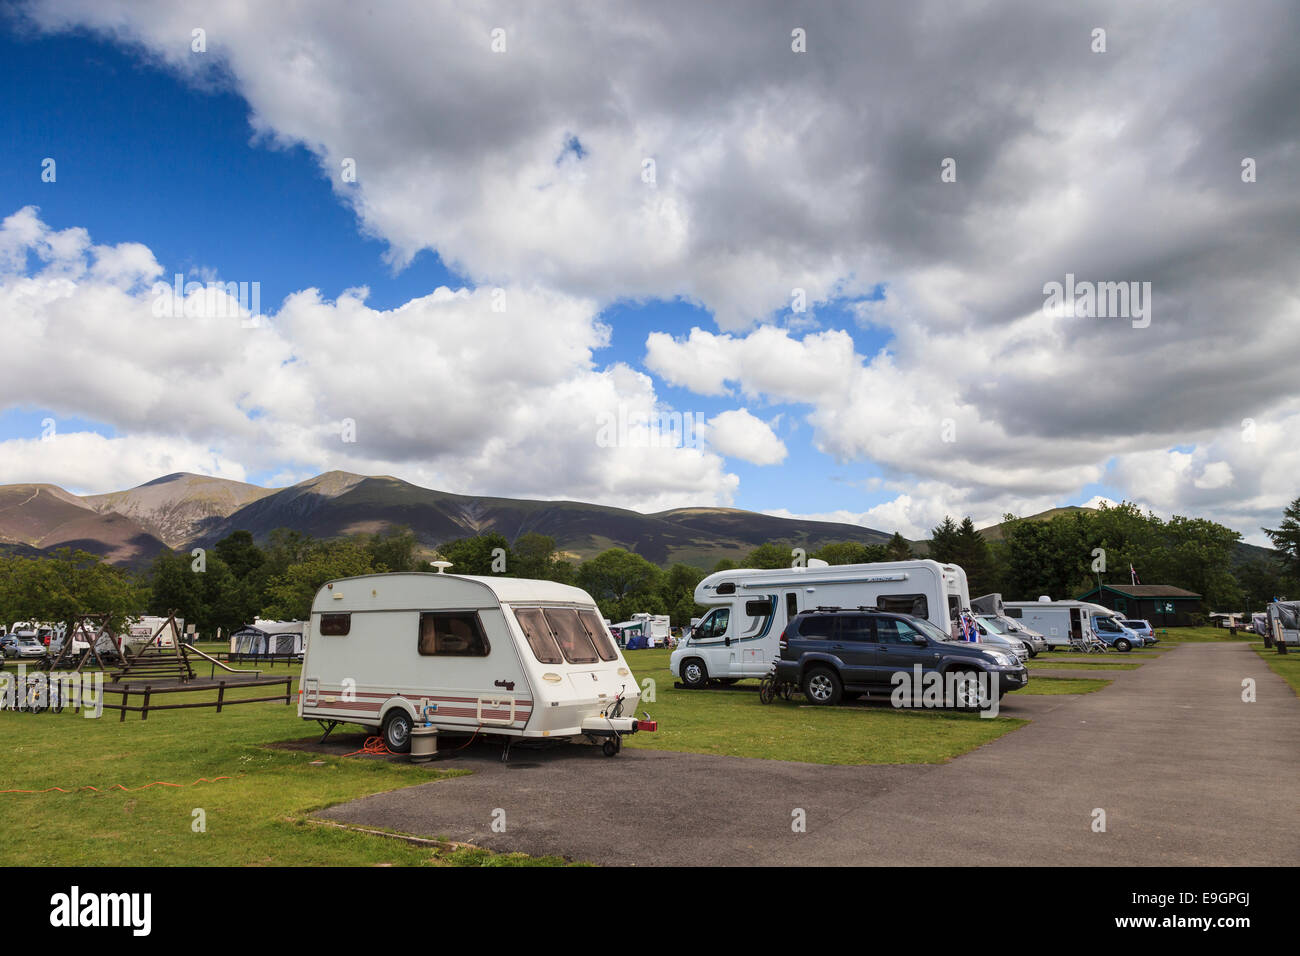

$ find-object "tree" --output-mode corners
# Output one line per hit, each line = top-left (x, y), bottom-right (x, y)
(744, 542), (798, 569)
(813, 541), (888, 565)
(1264, 497), (1300, 579)
(886, 532), (913, 561)
(213, 530), (264, 581)
(364, 526), (419, 572)
(262, 539), (375, 620)
(3, 549), (144, 634)
(952, 517), (995, 595)
(576, 548), (663, 620)
(927, 517), (961, 564)
(434, 534), (513, 575)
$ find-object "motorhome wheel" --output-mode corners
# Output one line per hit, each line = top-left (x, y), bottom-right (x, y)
(382, 710), (413, 753)
(681, 659), (708, 688)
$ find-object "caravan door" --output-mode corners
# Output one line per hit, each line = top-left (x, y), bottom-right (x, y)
(736, 596), (778, 676)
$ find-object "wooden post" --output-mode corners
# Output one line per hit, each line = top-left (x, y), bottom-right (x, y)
(119, 687), (128, 722)
(142, 685), (152, 721)
(216, 681), (226, 713)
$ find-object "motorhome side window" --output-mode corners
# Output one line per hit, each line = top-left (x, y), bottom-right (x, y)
(543, 608), (599, 664)
(877, 594), (928, 618)
(1005, 608), (1022, 618)
(319, 613), (351, 636)
(418, 612), (490, 657)
(513, 608), (563, 664)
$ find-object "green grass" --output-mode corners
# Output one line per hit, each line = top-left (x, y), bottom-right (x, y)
(1029, 660), (1143, 670)
(621, 649), (1025, 764)
(1158, 626), (1258, 643)
(0, 671), (571, 867)
(1252, 645), (1300, 695)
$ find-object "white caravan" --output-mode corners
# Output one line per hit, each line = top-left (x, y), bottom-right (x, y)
(298, 571), (654, 756)
(670, 560), (971, 687)
(1003, 599), (1135, 649)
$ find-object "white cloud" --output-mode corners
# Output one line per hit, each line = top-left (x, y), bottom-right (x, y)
(702, 409), (787, 466)
(0, 208), (739, 512)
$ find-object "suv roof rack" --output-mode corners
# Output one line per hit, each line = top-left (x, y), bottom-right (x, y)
(809, 605), (879, 613)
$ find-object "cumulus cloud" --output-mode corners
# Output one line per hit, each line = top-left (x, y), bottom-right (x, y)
(0, 208), (739, 511)
(702, 409), (787, 466)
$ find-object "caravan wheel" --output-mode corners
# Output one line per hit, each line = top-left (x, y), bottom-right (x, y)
(382, 710), (413, 753)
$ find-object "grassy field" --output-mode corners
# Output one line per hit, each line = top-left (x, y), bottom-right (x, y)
(0, 668), (568, 866)
(621, 648), (1030, 764)
(1253, 645), (1300, 694)
(0, 640), (1125, 864)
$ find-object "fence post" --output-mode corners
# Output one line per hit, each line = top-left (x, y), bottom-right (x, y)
(142, 685), (152, 721)
(119, 687), (128, 722)
(216, 681), (226, 713)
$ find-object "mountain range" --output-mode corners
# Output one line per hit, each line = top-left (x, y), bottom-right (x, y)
(0, 471), (894, 569)
(0, 471), (1277, 571)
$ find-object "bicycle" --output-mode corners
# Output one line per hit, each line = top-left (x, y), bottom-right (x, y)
(758, 663), (796, 704)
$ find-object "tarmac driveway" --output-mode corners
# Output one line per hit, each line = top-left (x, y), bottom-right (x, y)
(313, 643), (1300, 865)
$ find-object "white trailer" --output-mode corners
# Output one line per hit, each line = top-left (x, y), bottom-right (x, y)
(670, 559), (971, 687)
(298, 571), (654, 755)
(1002, 598), (1137, 649)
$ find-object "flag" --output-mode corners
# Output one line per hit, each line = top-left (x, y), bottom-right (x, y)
(1130, 564), (1140, 586)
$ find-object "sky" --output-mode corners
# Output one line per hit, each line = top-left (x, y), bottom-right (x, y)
(0, 1), (1296, 544)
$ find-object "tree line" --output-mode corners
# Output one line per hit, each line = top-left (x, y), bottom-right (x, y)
(3, 497), (1298, 639)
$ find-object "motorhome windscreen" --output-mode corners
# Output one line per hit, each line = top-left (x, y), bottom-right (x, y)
(543, 608), (599, 664)
(418, 612), (490, 657)
(513, 608), (563, 664)
(576, 608), (619, 662)
(877, 594), (928, 617)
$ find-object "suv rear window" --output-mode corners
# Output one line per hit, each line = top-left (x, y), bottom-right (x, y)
(796, 616), (837, 639)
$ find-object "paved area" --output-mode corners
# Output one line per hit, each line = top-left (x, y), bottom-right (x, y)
(313, 643), (1300, 865)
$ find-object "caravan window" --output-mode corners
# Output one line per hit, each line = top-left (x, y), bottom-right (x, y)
(877, 594), (928, 618)
(543, 608), (599, 664)
(514, 608), (563, 664)
(418, 612), (490, 657)
(577, 608), (619, 662)
(319, 613), (350, 636)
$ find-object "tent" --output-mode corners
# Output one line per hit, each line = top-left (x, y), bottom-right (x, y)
(230, 620), (307, 657)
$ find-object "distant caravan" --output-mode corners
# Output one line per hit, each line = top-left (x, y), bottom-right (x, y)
(299, 571), (654, 756)
(670, 560), (971, 688)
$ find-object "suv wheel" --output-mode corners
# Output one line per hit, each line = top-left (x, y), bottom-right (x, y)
(948, 670), (990, 711)
(1115, 638), (1131, 652)
(680, 658), (709, 689)
(802, 666), (842, 706)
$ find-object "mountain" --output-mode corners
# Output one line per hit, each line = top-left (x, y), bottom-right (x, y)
(85, 473), (276, 547)
(196, 472), (894, 566)
(0, 472), (893, 569)
(0, 484), (167, 567)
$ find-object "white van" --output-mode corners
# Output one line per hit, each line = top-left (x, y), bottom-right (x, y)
(670, 560), (971, 687)
(1003, 599), (1139, 651)
(299, 571), (654, 756)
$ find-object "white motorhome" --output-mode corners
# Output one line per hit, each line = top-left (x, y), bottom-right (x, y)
(670, 559), (971, 687)
(299, 571), (654, 756)
(1003, 598), (1138, 650)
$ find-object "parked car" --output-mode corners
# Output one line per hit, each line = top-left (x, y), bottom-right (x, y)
(1120, 619), (1157, 645)
(1090, 614), (1140, 651)
(0, 634), (18, 658)
(982, 614), (1047, 656)
(775, 608), (1029, 708)
(973, 615), (1036, 659)
(10, 636), (48, 660)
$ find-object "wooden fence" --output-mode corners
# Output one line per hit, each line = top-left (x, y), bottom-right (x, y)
(102, 675), (296, 721)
